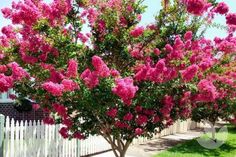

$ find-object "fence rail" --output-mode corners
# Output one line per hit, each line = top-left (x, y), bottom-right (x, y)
(0, 114), (198, 157)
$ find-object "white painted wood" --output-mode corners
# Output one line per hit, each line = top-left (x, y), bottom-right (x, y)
(2, 117), (198, 157)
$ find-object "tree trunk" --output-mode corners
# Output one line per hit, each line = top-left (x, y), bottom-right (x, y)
(210, 121), (216, 142)
(102, 134), (131, 157)
(210, 123), (216, 142)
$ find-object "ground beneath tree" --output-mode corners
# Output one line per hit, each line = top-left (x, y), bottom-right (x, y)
(93, 129), (204, 157)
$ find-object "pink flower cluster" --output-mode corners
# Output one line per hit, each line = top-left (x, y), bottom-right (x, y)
(43, 116), (55, 125)
(53, 103), (67, 118)
(8, 62), (29, 80)
(66, 59), (78, 78)
(42, 78), (79, 96)
(123, 112), (133, 121)
(1, 0), (72, 27)
(1, 25), (16, 39)
(135, 114), (148, 126)
(80, 69), (99, 89)
(135, 128), (143, 135)
(80, 8), (99, 26)
(160, 95), (174, 118)
(180, 64), (199, 82)
(18, 27), (59, 64)
(106, 108), (118, 118)
(0, 74), (13, 92)
(214, 2), (229, 15)
(196, 79), (218, 102)
(130, 26), (144, 38)
(135, 59), (177, 83)
(92, 55), (110, 78)
(61, 79), (79, 91)
(226, 13), (236, 26)
(42, 81), (64, 96)
(184, 0), (208, 16)
(115, 121), (130, 129)
(112, 77), (138, 105)
(81, 56), (112, 89)
(59, 127), (69, 138)
(128, 44), (143, 58)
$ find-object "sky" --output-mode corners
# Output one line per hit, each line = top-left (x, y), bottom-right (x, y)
(0, 0), (235, 39)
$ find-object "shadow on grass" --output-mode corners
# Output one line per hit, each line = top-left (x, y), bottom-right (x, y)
(164, 125), (236, 157)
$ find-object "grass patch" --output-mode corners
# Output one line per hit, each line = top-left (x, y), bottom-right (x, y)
(153, 125), (236, 157)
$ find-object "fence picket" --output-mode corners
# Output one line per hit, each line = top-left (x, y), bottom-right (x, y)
(2, 117), (199, 157)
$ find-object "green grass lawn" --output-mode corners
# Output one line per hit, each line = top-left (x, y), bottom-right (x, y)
(153, 125), (236, 157)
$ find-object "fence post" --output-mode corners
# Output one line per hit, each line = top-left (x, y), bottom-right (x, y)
(77, 139), (81, 157)
(0, 114), (5, 157)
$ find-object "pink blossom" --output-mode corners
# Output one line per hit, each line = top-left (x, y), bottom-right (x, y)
(135, 128), (143, 135)
(135, 64), (149, 81)
(214, 2), (229, 15)
(8, 62), (29, 80)
(128, 44), (143, 58)
(80, 69), (99, 89)
(184, 31), (193, 41)
(9, 94), (17, 100)
(181, 108), (191, 118)
(52, 103), (67, 118)
(0, 74), (13, 92)
(92, 55), (110, 78)
(135, 105), (143, 112)
(152, 116), (160, 124)
(174, 36), (184, 50)
(66, 59), (78, 78)
(110, 69), (120, 77)
(1, 8), (12, 18)
(42, 81), (64, 96)
(153, 48), (161, 56)
(86, 8), (99, 26)
(143, 109), (155, 116)
(165, 44), (173, 53)
(119, 16), (128, 27)
(106, 108), (118, 118)
(59, 127), (69, 138)
(77, 33), (88, 43)
(217, 40), (236, 54)
(185, 0), (208, 16)
(1, 25), (16, 39)
(112, 77), (138, 105)
(61, 79), (79, 92)
(97, 20), (106, 34)
(196, 79), (218, 102)
(62, 118), (73, 128)
(48, 69), (65, 83)
(226, 13), (236, 26)
(180, 91), (191, 105)
(32, 104), (40, 111)
(130, 26), (144, 38)
(43, 116), (55, 125)
(136, 115), (148, 126)
(123, 113), (133, 121)
(160, 95), (174, 118)
(115, 121), (129, 129)
(180, 64), (198, 82)
(73, 132), (85, 139)
(0, 65), (8, 73)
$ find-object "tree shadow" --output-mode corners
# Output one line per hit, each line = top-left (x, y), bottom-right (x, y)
(165, 125), (236, 157)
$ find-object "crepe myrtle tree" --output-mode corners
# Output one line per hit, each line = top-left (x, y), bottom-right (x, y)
(1, 0), (236, 156)
(191, 60), (236, 141)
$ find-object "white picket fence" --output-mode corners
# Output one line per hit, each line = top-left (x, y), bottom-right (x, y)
(0, 115), (199, 157)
